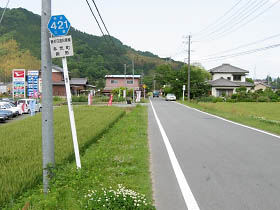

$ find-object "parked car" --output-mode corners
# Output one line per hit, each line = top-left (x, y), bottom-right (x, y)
(17, 99), (42, 114)
(153, 90), (160, 97)
(165, 93), (176, 101)
(0, 113), (7, 122)
(0, 102), (19, 117)
(0, 109), (14, 119)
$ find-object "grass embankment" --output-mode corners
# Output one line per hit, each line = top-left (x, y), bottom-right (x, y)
(6, 105), (154, 209)
(0, 106), (125, 207)
(181, 101), (280, 135)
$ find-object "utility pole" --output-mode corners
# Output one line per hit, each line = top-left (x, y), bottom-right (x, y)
(187, 35), (191, 101)
(41, 0), (54, 193)
(124, 64), (127, 99)
(132, 57), (135, 102)
(153, 74), (156, 91)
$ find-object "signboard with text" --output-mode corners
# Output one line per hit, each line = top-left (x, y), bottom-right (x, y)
(49, 35), (74, 58)
(13, 69), (25, 99)
(48, 15), (71, 37)
(27, 70), (39, 98)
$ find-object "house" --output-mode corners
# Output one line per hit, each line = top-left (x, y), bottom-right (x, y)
(103, 75), (141, 94)
(253, 82), (270, 92)
(209, 64), (254, 97)
(52, 65), (91, 96)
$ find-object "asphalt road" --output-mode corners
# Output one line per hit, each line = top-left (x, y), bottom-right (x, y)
(148, 97), (280, 210)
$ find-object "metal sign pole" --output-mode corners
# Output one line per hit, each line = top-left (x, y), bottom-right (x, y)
(62, 57), (81, 169)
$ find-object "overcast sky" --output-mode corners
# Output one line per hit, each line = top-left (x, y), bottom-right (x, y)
(3, 0), (280, 79)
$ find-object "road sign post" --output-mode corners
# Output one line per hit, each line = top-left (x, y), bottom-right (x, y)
(183, 85), (186, 101)
(48, 15), (81, 169)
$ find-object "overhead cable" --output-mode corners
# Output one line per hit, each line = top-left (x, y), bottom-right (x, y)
(194, 43), (280, 63)
(0, 0), (10, 25)
(196, 0), (280, 42)
(90, 0), (121, 55)
(193, 0), (243, 36)
(197, 33), (280, 58)
(195, 0), (270, 41)
(85, 0), (111, 45)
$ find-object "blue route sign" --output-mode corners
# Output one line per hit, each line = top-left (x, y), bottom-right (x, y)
(48, 15), (71, 37)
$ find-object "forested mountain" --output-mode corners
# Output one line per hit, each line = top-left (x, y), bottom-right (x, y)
(0, 7), (183, 87)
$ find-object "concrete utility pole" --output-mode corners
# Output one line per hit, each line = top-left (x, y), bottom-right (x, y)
(132, 57), (135, 102)
(124, 64), (127, 99)
(187, 35), (191, 101)
(41, 0), (54, 193)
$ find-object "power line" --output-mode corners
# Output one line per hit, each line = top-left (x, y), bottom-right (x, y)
(0, 0), (10, 25)
(85, 0), (111, 46)
(209, 0), (280, 41)
(196, 0), (280, 42)
(194, 43), (280, 63)
(90, 0), (121, 55)
(196, 33), (280, 58)
(193, 0), (243, 36)
(195, 0), (269, 41)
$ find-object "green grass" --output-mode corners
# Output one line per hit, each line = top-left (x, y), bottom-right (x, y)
(180, 101), (280, 135)
(5, 105), (154, 209)
(0, 106), (125, 207)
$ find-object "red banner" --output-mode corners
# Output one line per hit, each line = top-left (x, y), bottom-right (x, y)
(107, 94), (113, 106)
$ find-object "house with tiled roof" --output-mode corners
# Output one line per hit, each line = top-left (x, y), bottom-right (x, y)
(51, 65), (93, 96)
(103, 75), (141, 94)
(209, 64), (254, 97)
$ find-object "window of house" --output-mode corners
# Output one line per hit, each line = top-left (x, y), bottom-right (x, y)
(233, 75), (241, 81)
(127, 80), (133, 84)
(111, 80), (118, 84)
(227, 77), (231, 80)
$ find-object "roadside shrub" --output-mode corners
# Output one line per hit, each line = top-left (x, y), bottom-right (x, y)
(196, 96), (216, 102)
(72, 95), (88, 102)
(257, 96), (270, 102)
(231, 94), (238, 99)
(225, 98), (236, 103)
(53, 96), (63, 102)
(212, 97), (224, 103)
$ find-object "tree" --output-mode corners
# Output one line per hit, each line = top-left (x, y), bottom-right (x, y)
(246, 78), (254, 84)
(155, 64), (211, 98)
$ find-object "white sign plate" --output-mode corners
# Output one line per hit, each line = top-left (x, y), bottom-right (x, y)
(49, 35), (74, 58)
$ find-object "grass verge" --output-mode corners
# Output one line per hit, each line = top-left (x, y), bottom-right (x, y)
(0, 106), (125, 207)
(5, 105), (155, 209)
(180, 101), (280, 135)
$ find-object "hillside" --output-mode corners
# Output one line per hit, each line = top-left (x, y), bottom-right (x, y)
(0, 7), (182, 87)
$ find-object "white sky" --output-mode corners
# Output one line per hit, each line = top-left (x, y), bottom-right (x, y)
(3, 0), (280, 79)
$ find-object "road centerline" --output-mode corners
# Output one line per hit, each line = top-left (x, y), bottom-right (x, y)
(150, 99), (200, 210)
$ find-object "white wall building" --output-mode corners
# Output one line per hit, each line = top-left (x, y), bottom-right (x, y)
(209, 64), (254, 97)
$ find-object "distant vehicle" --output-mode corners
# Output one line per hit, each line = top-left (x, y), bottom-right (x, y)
(0, 102), (19, 117)
(0, 113), (7, 122)
(165, 93), (176, 101)
(17, 99), (42, 114)
(0, 109), (13, 119)
(0, 98), (17, 106)
(153, 90), (160, 97)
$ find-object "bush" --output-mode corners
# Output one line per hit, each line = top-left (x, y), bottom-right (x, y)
(196, 96), (216, 102)
(53, 96), (63, 102)
(72, 95), (88, 102)
(257, 96), (270, 102)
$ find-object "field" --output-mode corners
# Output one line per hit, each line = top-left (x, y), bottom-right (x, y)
(182, 101), (280, 135)
(4, 105), (154, 209)
(0, 106), (125, 207)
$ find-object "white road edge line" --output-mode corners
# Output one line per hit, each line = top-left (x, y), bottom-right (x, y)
(174, 101), (280, 139)
(150, 99), (200, 210)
